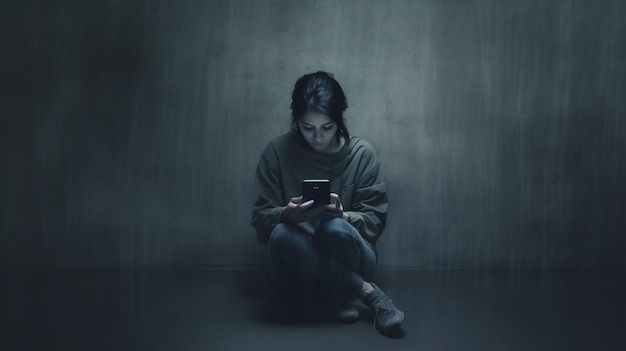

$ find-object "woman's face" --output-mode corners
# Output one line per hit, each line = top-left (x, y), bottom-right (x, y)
(298, 112), (338, 153)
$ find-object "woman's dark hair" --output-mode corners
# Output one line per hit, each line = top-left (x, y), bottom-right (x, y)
(290, 71), (349, 146)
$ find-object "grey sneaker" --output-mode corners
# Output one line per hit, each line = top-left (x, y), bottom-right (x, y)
(361, 284), (404, 332)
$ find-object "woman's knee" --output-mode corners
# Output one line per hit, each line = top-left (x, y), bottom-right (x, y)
(315, 218), (359, 243)
(269, 223), (312, 254)
(268, 223), (294, 249)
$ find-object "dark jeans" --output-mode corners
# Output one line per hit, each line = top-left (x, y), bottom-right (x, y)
(268, 218), (377, 303)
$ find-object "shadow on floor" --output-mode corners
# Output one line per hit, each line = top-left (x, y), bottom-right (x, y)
(2, 268), (625, 351)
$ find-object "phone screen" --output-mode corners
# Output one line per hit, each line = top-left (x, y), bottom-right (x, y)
(302, 179), (331, 206)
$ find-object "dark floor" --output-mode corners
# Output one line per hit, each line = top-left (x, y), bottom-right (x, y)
(2, 268), (625, 351)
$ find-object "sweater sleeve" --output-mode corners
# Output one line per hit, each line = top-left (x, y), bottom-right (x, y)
(345, 149), (388, 245)
(250, 143), (285, 243)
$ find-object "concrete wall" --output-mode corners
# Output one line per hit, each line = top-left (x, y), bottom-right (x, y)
(2, 0), (624, 269)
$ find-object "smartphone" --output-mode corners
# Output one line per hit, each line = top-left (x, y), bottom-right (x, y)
(302, 179), (331, 207)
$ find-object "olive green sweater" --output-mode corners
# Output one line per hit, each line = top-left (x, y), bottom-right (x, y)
(251, 131), (388, 245)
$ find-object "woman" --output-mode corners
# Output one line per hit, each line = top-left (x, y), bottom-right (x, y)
(251, 71), (404, 333)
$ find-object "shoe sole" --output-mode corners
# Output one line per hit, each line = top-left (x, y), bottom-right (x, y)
(375, 311), (405, 332)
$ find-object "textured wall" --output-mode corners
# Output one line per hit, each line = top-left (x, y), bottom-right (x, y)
(2, 0), (624, 269)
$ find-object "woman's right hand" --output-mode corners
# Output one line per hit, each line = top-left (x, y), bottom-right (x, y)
(281, 196), (324, 223)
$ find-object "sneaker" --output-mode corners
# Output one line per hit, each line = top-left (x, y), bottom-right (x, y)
(334, 300), (359, 323)
(361, 283), (404, 332)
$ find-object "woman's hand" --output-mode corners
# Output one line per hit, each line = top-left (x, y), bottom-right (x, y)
(318, 193), (349, 221)
(281, 196), (325, 223)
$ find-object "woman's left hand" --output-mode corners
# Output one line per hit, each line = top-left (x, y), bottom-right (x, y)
(319, 193), (349, 221)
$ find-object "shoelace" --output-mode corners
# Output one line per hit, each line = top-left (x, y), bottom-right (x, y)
(375, 297), (392, 310)
(372, 297), (393, 332)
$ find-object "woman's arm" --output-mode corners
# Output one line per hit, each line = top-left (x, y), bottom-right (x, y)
(345, 146), (388, 245)
(250, 144), (284, 243)
(345, 166), (388, 245)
